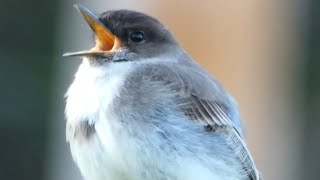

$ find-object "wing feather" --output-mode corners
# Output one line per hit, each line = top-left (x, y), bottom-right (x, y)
(185, 95), (259, 180)
(152, 63), (261, 180)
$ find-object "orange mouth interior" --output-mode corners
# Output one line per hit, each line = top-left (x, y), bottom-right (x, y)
(76, 4), (121, 52)
(91, 35), (121, 53)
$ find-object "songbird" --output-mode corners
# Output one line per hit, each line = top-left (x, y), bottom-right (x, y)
(64, 5), (261, 180)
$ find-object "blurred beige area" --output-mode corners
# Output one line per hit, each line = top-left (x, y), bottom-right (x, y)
(47, 0), (305, 180)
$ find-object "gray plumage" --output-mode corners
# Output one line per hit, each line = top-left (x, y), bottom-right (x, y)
(65, 5), (261, 180)
(114, 60), (258, 180)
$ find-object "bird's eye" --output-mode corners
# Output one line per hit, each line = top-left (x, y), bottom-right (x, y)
(129, 31), (144, 43)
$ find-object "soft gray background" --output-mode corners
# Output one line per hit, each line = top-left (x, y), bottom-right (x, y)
(0, 0), (319, 180)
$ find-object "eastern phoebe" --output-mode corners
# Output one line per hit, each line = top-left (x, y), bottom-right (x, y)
(64, 5), (261, 180)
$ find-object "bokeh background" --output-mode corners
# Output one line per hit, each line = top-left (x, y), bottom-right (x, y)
(0, 0), (319, 179)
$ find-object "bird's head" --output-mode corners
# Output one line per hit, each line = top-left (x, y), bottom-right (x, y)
(64, 5), (182, 63)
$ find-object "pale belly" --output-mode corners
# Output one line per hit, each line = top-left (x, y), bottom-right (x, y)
(68, 110), (239, 180)
(69, 126), (231, 180)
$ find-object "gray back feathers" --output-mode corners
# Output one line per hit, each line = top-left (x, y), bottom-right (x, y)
(118, 59), (260, 180)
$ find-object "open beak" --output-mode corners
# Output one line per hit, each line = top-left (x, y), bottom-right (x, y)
(63, 5), (118, 57)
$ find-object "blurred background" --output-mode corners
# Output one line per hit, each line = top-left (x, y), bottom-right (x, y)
(0, 0), (319, 179)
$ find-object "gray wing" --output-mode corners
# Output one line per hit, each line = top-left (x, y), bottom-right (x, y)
(147, 62), (260, 180)
(182, 96), (259, 180)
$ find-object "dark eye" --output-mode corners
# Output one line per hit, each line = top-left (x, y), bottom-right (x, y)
(129, 31), (144, 42)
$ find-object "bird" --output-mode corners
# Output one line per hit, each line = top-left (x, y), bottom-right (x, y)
(64, 4), (261, 180)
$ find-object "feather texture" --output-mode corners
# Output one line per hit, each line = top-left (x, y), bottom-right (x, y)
(66, 58), (260, 180)
(129, 61), (260, 180)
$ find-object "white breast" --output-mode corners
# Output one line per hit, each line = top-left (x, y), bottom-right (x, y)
(65, 59), (133, 124)
(65, 59), (136, 180)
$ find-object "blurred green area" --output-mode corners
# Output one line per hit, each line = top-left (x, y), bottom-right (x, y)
(0, 0), (319, 180)
(302, 0), (320, 179)
(0, 0), (57, 179)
